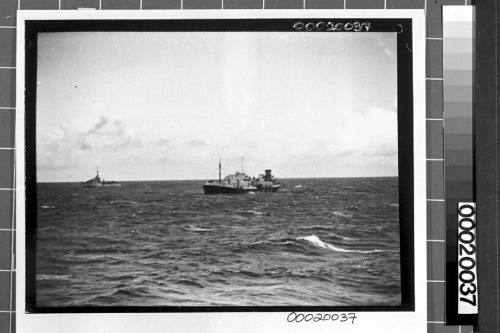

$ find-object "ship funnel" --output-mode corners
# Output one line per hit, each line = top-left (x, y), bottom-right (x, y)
(219, 159), (222, 183)
(265, 169), (272, 180)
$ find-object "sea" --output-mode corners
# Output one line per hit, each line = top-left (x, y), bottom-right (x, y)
(36, 177), (401, 307)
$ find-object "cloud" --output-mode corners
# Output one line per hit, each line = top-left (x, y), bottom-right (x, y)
(88, 116), (108, 133)
(38, 117), (141, 173)
(105, 135), (141, 150)
(186, 139), (207, 148)
(77, 142), (92, 151)
(75, 117), (136, 151)
(156, 139), (169, 146)
(83, 117), (125, 138)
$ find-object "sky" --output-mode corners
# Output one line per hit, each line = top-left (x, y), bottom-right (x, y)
(36, 31), (398, 182)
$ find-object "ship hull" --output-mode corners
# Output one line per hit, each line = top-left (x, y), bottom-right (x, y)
(203, 184), (253, 194)
(81, 170), (120, 187)
(81, 183), (121, 187)
(260, 185), (280, 192)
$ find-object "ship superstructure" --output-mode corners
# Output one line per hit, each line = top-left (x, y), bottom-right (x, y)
(253, 169), (281, 192)
(81, 168), (121, 187)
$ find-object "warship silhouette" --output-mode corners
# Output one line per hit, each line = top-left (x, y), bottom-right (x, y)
(81, 168), (121, 187)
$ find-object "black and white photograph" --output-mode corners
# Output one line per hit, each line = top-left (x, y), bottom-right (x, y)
(21, 15), (420, 313)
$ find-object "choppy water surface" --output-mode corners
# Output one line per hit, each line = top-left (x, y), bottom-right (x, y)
(36, 177), (401, 307)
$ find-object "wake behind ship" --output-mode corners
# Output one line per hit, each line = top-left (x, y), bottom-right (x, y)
(81, 168), (121, 187)
(203, 160), (280, 194)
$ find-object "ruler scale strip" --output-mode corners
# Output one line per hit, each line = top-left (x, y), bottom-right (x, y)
(442, 6), (477, 325)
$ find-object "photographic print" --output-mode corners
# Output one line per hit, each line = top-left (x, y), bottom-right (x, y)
(23, 16), (417, 312)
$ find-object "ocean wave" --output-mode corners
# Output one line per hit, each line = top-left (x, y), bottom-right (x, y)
(174, 279), (204, 288)
(273, 240), (295, 245)
(88, 287), (152, 304)
(296, 235), (392, 254)
(233, 210), (265, 216)
(37, 274), (71, 281)
(234, 238), (296, 255)
(247, 210), (264, 215)
(248, 239), (295, 246)
(187, 225), (211, 232)
(331, 233), (355, 241)
(109, 288), (149, 298)
(331, 211), (353, 218)
(296, 225), (356, 241)
(109, 200), (141, 206)
(233, 270), (261, 278)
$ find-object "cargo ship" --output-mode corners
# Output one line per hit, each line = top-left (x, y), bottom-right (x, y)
(81, 168), (121, 187)
(202, 160), (280, 194)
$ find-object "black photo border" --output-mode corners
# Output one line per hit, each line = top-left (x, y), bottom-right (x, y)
(23, 17), (414, 314)
(475, 1), (500, 332)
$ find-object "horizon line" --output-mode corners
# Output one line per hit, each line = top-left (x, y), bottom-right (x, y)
(37, 175), (399, 183)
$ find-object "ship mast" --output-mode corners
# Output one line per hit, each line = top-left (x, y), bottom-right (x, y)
(218, 159), (221, 183)
(241, 156), (244, 173)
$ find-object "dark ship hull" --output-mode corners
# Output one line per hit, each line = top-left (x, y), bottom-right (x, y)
(255, 184), (280, 192)
(203, 184), (255, 194)
(81, 182), (121, 187)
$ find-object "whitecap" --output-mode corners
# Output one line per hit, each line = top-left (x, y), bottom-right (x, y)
(247, 210), (264, 215)
(40, 205), (55, 209)
(296, 235), (393, 254)
(331, 211), (352, 218)
(37, 274), (71, 281)
(274, 240), (294, 245)
(188, 225), (211, 232)
(331, 233), (355, 241)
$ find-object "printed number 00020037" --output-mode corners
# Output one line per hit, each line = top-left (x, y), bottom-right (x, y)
(457, 203), (478, 309)
(287, 312), (357, 324)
